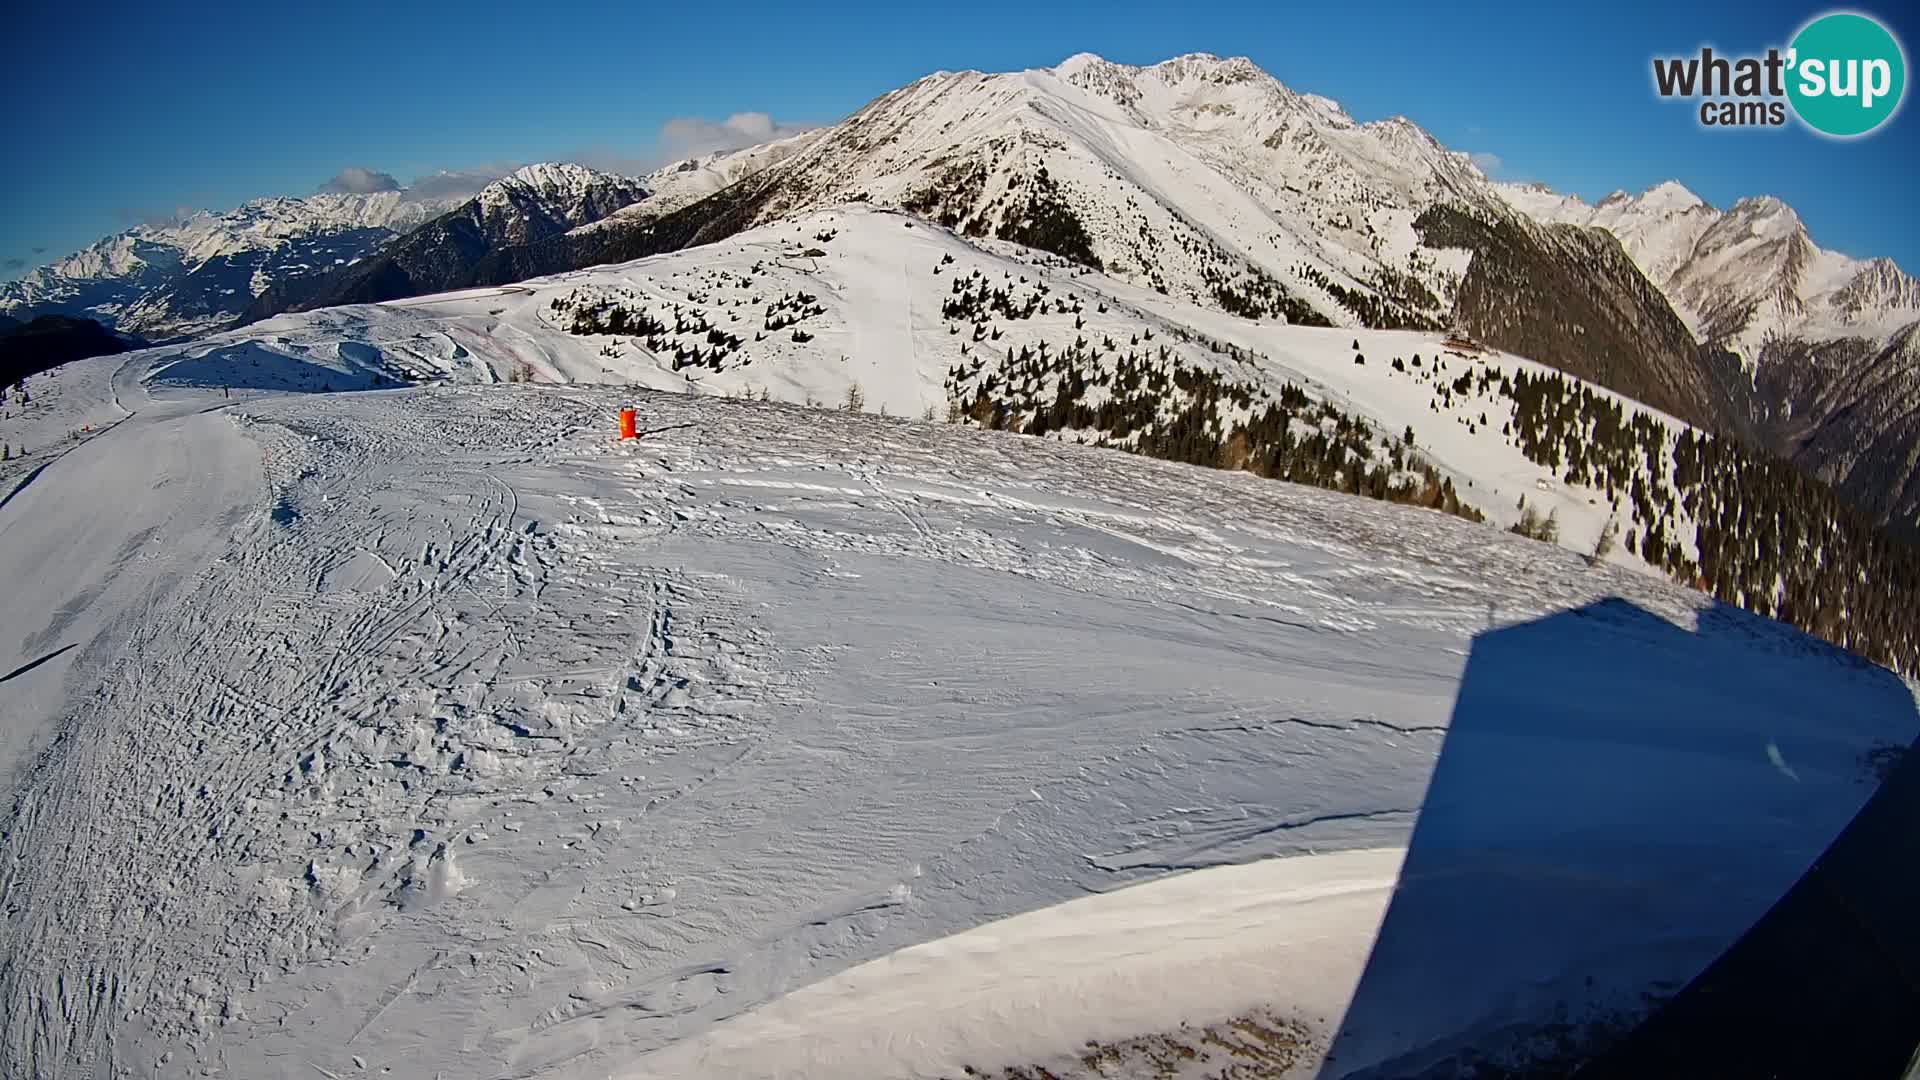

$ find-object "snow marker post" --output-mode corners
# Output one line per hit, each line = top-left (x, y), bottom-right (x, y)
(618, 408), (637, 440)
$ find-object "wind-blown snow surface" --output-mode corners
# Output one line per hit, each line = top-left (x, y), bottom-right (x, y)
(1, 348), (1915, 1078)
(633, 850), (1401, 1079)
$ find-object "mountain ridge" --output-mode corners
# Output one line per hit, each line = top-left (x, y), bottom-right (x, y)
(0, 189), (470, 340)
(10, 51), (1917, 530)
(240, 164), (650, 319)
(0, 166), (649, 342)
(1495, 179), (1918, 361)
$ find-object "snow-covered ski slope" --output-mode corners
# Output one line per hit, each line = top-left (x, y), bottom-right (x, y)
(131, 205), (1694, 573)
(1, 343), (1915, 1079)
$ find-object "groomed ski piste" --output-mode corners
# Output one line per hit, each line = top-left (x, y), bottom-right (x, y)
(2, 209), (1917, 1080)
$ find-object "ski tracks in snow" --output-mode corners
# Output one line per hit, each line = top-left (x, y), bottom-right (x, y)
(0, 389), (797, 1078)
(0, 383), (1760, 1079)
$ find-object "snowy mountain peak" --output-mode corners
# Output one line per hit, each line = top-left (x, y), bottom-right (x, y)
(1835, 256), (1920, 315)
(1050, 51), (1260, 84)
(1364, 114), (1445, 154)
(1052, 51), (1117, 78)
(1046, 50), (1315, 123)
(483, 162), (634, 203)
(1298, 92), (1355, 126)
(1638, 180), (1708, 214)
(1146, 52), (1264, 84)
(1726, 194), (1801, 231)
(459, 163), (651, 243)
(1048, 52), (1149, 106)
(1528, 181), (1702, 218)
(1488, 172), (1914, 355)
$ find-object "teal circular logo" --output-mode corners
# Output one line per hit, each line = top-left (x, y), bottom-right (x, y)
(1787, 12), (1907, 137)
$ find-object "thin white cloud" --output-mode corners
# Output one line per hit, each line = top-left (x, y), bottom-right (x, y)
(315, 110), (810, 210)
(84, 110), (813, 245)
(319, 167), (402, 194)
(563, 146), (656, 177)
(403, 165), (517, 202)
(113, 205), (201, 228)
(1469, 151), (1505, 178)
(656, 111), (816, 161)
(559, 112), (817, 179)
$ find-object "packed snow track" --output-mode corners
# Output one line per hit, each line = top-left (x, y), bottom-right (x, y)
(0, 355), (1913, 1079)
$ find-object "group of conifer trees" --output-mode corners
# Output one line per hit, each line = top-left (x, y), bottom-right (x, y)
(947, 333), (1482, 526)
(1504, 367), (1920, 673)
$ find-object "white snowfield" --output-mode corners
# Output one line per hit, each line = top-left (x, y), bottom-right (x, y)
(109, 206), (1692, 574)
(1, 338), (1915, 1080)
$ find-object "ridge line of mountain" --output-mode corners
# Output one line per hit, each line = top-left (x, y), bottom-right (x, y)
(6, 51), (1915, 532)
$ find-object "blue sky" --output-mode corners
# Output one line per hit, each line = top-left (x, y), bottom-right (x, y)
(4, 0), (1915, 278)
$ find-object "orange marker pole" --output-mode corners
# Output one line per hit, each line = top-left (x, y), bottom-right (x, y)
(618, 408), (637, 440)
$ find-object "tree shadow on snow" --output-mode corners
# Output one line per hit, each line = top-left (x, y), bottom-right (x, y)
(1317, 597), (1920, 1079)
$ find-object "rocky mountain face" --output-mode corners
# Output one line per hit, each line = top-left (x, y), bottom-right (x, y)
(0, 192), (464, 341)
(243, 164), (650, 318)
(1500, 181), (1920, 533)
(1752, 328), (1920, 529)
(1411, 204), (1755, 439)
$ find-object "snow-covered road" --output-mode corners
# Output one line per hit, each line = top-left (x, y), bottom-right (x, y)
(1, 360), (1914, 1079)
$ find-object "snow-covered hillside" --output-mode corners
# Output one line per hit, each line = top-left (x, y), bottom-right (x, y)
(548, 51), (1912, 381)
(170, 49), (1904, 536)
(4, 46), (1917, 1079)
(1, 345), (1913, 1079)
(144, 206), (1699, 576)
